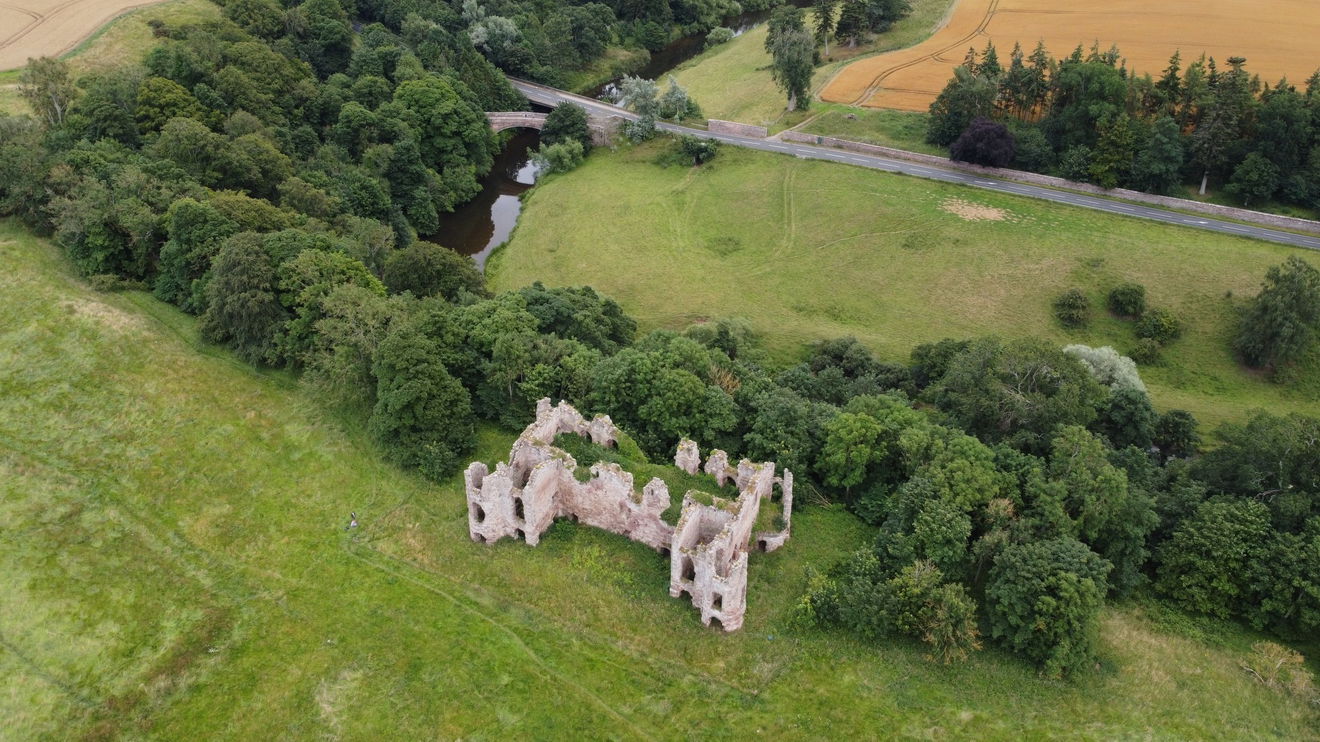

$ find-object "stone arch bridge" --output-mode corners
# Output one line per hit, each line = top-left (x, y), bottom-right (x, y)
(486, 111), (623, 146)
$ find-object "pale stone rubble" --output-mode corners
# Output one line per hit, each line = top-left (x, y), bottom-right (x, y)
(464, 399), (792, 631)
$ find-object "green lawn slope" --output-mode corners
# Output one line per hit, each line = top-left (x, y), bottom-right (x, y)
(489, 143), (1320, 429)
(2, 219), (1316, 738)
(670, 0), (956, 128)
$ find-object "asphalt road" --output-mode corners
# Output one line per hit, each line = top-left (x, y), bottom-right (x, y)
(510, 79), (1320, 251)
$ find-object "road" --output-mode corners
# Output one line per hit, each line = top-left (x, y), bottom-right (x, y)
(509, 79), (1320, 251)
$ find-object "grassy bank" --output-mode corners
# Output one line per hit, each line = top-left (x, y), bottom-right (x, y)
(670, 0), (956, 127)
(490, 142), (1320, 429)
(3, 219), (1318, 737)
(797, 103), (940, 153)
(0, 0), (220, 113)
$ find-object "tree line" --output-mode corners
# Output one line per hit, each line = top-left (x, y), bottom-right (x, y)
(928, 42), (1320, 208)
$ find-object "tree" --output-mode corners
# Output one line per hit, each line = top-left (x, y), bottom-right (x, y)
(20, 56), (77, 128)
(154, 198), (240, 312)
(986, 538), (1111, 677)
(812, 0), (837, 56)
(1193, 411), (1320, 499)
(818, 412), (884, 493)
(1156, 499), (1272, 618)
(658, 76), (697, 121)
(1234, 257), (1320, 370)
(882, 560), (980, 663)
(198, 234), (289, 363)
(1087, 114), (1138, 189)
(1153, 409), (1200, 460)
(1062, 345), (1146, 392)
(770, 27), (815, 111)
(382, 242), (485, 301)
(1225, 152), (1280, 206)
(370, 323), (475, 480)
(292, 0), (355, 77)
(1190, 57), (1254, 194)
(927, 337), (1106, 453)
(540, 102), (593, 152)
(134, 76), (205, 133)
(833, 0), (867, 48)
(926, 67), (997, 146)
(949, 117), (1015, 167)
(863, 0), (911, 34)
(1096, 386), (1156, 451)
(223, 0), (285, 39)
(765, 5), (806, 54)
(1129, 116), (1185, 195)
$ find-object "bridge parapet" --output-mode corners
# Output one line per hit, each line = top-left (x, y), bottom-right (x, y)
(485, 111), (623, 147)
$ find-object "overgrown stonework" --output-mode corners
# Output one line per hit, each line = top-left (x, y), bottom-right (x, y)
(465, 399), (793, 631)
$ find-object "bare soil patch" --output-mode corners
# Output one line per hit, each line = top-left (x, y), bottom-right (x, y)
(941, 198), (1008, 221)
(822, 0), (1320, 111)
(60, 298), (145, 334)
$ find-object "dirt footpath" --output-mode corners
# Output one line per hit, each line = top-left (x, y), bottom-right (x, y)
(821, 0), (1320, 111)
(0, 0), (168, 71)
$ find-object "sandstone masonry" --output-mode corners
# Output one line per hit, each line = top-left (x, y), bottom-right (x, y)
(464, 398), (792, 631)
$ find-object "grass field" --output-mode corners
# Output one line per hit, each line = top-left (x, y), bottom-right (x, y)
(821, 0), (1320, 111)
(489, 142), (1320, 430)
(797, 104), (941, 154)
(670, 0), (956, 128)
(4, 218), (1319, 737)
(0, 0), (219, 112)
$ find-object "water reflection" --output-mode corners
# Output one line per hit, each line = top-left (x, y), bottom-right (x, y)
(429, 129), (542, 269)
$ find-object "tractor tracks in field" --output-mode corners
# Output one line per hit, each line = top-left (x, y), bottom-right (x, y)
(845, 0), (1001, 106)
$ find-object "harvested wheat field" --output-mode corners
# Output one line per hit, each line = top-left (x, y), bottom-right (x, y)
(821, 0), (1320, 111)
(0, 0), (169, 70)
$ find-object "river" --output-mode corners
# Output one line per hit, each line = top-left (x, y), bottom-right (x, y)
(432, 7), (791, 269)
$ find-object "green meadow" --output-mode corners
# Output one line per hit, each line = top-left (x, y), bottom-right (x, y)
(2, 218), (1317, 737)
(489, 142), (1320, 430)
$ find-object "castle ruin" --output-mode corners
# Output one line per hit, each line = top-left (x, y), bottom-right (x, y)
(464, 399), (793, 631)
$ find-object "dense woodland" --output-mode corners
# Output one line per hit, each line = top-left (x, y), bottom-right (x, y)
(929, 42), (1320, 209)
(0, 0), (1317, 687)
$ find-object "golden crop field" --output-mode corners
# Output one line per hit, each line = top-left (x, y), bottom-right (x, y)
(0, 0), (169, 70)
(820, 0), (1320, 111)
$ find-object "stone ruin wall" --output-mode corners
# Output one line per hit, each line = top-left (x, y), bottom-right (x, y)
(464, 398), (793, 631)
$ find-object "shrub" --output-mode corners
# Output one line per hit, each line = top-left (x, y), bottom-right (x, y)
(623, 115), (656, 142)
(531, 139), (585, 174)
(1242, 642), (1318, 702)
(1135, 307), (1182, 344)
(1107, 282), (1146, 317)
(706, 27), (734, 47)
(679, 134), (719, 165)
(1053, 289), (1091, 328)
(1129, 338), (1162, 365)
